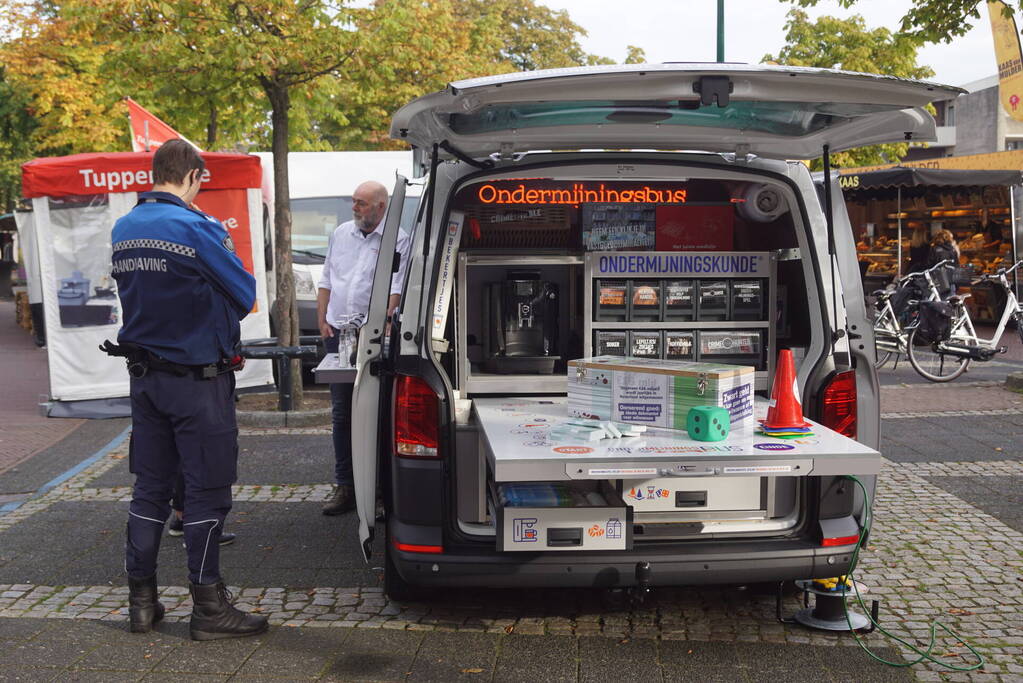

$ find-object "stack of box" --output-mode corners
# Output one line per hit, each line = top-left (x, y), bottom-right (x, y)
(567, 356), (755, 431)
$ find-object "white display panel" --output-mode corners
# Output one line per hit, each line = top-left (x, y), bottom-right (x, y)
(31, 188), (272, 405)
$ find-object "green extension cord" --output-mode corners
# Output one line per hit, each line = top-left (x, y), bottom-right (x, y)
(839, 475), (985, 671)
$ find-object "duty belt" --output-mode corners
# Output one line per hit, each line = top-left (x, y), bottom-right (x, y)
(100, 340), (234, 380)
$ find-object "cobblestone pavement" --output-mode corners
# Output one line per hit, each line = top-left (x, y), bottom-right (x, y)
(879, 380), (1023, 418)
(1, 419), (1021, 682)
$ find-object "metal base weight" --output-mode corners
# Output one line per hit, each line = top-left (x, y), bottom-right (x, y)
(777, 580), (879, 633)
(793, 603), (871, 631)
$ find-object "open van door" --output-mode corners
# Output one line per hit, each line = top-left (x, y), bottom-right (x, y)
(391, 63), (963, 160)
(351, 177), (407, 560)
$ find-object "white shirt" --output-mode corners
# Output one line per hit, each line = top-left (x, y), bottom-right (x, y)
(318, 216), (411, 328)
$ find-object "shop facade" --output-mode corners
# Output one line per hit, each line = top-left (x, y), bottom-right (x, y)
(837, 157), (1023, 322)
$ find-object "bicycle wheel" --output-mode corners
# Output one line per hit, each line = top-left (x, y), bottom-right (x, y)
(906, 327), (971, 382)
(874, 349), (893, 368)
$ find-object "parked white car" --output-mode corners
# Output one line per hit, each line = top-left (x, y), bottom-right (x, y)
(254, 151), (421, 341)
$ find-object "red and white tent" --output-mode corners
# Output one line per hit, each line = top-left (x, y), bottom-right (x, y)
(18, 151), (272, 416)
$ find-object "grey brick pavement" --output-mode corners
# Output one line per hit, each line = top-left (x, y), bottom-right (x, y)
(0, 617), (918, 682)
(0, 429), (1020, 680)
(2, 304), (1022, 683)
(0, 300), (84, 474)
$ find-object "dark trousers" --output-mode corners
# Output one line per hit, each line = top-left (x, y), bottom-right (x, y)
(324, 332), (354, 487)
(171, 472), (185, 512)
(125, 371), (238, 585)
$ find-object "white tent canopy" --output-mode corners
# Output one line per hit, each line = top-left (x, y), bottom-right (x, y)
(19, 151), (273, 416)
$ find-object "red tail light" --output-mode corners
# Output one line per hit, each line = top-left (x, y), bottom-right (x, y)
(394, 374), (439, 458)
(822, 534), (860, 547)
(391, 536), (443, 554)
(821, 370), (857, 439)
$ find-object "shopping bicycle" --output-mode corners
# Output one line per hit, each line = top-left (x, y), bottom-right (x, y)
(905, 259), (1023, 382)
(871, 260), (951, 369)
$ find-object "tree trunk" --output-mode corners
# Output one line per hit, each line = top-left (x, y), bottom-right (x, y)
(266, 80), (303, 409)
(206, 100), (218, 149)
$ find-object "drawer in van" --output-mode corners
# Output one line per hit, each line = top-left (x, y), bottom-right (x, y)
(697, 329), (766, 370)
(621, 476), (762, 513)
(491, 480), (632, 552)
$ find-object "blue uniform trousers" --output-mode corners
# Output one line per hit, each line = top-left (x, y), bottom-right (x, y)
(324, 332), (354, 488)
(125, 370), (238, 585)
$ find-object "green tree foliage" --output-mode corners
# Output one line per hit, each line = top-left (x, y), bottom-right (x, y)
(0, 1), (132, 208)
(0, 69), (37, 211)
(763, 9), (936, 168)
(455, 0), (617, 71)
(1, 0), (641, 157)
(0, 0), (648, 402)
(623, 45), (648, 64)
(317, 0), (513, 151)
(786, 0), (1019, 44)
(75, 0), (374, 406)
(324, 0), (647, 151)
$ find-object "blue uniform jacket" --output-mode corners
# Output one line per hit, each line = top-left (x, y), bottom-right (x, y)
(111, 191), (256, 366)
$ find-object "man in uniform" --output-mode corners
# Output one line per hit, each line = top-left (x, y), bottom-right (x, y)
(317, 180), (410, 514)
(108, 139), (267, 640)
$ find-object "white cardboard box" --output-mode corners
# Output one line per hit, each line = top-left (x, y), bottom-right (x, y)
(567, 356), (754, 431)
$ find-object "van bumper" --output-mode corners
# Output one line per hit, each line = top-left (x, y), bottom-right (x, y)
(390, 540), (858, 589)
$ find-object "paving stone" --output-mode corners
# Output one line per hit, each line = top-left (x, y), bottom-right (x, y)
(579, 635), (659, 683)
(149, 626), (265, 675)
(2, 415), (1022, 678)
(235, 626), (345, 678)
(322, 628), (421, 681)
(493, 634), (577, 683)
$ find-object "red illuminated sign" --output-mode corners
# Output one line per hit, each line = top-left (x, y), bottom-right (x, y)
(477, 182), (687, 205)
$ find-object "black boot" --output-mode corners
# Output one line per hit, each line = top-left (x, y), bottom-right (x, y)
(128, 575), (165, 633)
(322, 485), (355, 515)
(189, 581), (268, 641)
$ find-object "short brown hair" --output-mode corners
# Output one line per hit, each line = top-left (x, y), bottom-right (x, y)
(152, 139), (205, 185)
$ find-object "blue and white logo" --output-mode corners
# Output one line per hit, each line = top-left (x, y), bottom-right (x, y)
(754, 443), (795, 451)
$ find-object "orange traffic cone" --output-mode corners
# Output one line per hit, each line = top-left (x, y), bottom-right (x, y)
(763, 349), (810, 429)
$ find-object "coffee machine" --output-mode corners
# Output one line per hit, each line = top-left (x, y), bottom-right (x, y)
(482, 271), (560, 374)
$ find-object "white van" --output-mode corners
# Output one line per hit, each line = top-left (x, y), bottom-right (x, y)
(347, 64), (962, 600)
(255, 151), (421, 338)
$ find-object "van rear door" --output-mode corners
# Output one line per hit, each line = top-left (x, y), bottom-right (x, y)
(390, 63), (963, 160)
(350, 177), (407, 560)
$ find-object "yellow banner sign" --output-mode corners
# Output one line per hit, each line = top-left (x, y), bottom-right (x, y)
(989, 0), (1023, 120)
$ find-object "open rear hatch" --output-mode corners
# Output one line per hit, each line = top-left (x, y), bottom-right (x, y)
(391, 63), (963, 160)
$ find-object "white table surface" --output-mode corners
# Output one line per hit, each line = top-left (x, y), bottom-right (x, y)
(473, 396), (880, 482)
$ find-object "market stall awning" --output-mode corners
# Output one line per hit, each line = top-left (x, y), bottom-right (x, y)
(841, 166), (1022, 190)
(21, 151), (262, 198)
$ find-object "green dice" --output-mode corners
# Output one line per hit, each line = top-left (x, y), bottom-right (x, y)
(686, 406), (730, 442)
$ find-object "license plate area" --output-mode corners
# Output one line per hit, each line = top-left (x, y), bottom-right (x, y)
(490, 480), (633, 552)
